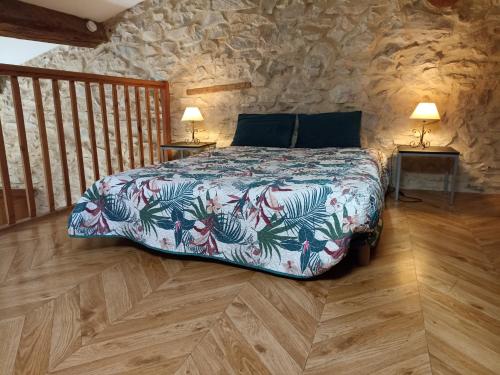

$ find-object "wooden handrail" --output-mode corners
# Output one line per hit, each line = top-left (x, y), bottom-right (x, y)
(0, 63), (171, 228)
(0, 63), (166, 88)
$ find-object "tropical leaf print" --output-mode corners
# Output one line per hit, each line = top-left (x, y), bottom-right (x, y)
(189, 195), (247, 255)
(157, 181), (199, 213)
(213, 214), (247, 244)
(138, 196), (166, 235)
(228, 248), (252, 266)
(186, 196), (209, 221)
(103, 196), (131, 222)
(156, 208), (196, 248)
(68, 146), (387, 278)
(280, 227), (327, 272)
(182, 231), (205, 253)
(317, 208), (345, 240)
(70, 183), (133, 235)
(283, 186), (332, 233)
(82, 183), (102, 201)
(227, 190), (250, 218)
(256, 216), (290, 261)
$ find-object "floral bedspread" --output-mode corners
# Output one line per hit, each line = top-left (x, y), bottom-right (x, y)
(68, 146), (388, 278)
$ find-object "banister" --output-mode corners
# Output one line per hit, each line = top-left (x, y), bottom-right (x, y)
(0, 63), (171, 230)
(0, 63), (166, 88)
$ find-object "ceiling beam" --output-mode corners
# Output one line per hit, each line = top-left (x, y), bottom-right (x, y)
(0, 0), (108, 48)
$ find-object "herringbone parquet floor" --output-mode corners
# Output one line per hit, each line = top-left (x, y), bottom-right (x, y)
(0, 191), (499, 375)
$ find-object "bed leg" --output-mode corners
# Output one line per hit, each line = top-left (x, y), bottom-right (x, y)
(355, 240), (371, 266)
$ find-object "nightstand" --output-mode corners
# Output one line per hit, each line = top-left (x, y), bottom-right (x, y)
(395, 145), (460, 204)
(160, 141), (216, 159)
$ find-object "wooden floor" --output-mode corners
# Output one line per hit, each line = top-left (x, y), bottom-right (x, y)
(0, 191), (499, 375)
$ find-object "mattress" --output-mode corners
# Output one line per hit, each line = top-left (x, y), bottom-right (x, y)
(68, 146), (388, 278)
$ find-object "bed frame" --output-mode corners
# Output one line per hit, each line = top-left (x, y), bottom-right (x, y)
(353, 239), (372, 266)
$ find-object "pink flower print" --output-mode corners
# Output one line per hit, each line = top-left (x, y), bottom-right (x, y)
(284, 260), (299, 274)
(160, 237), (174, 250)
(342, 215), (359, 233)
(252, 245), (261, 256)
(207, 196), (222, 214)
(101, 181), (111, 194)
(303, 239), (310, 252)
(325, 245), (348, 260)
(175, 220), (182, 231)
(330, 198), (342, 212)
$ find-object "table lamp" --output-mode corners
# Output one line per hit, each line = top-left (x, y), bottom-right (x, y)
(409, 102), (440, 148)
(181, 106), (204, 143)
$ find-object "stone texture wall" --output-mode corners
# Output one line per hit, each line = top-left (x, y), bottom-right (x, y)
(1, 0), (499, 213)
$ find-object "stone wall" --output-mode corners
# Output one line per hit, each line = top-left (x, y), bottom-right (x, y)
(1, 0), (499, 213)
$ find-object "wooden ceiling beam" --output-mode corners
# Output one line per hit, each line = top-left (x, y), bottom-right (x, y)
(0, 0), (108, 48)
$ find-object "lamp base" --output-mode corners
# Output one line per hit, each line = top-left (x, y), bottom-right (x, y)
(410, 122), (431, 149)
(409, 140), (430, 149)
(189, 121), (200, 143)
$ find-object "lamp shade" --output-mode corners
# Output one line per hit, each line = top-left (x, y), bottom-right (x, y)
(410, 102), (440, 120)
(181, 107), (204, 122)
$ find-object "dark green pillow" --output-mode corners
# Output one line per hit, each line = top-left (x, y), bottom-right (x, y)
(231, 114), (296, 148)
(296, 111), (362, 148)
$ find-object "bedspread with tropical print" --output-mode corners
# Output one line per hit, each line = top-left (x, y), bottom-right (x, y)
(68, 146), (388, 278)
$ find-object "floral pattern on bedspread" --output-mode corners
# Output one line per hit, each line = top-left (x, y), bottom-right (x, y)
(68, 146), (388, 278)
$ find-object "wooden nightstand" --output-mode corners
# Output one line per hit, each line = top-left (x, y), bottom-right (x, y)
(395, 145), (460, 204)
(160, 141), (216, 159)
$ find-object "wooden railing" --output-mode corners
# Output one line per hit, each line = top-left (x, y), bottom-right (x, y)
(0, 63), (171, 227)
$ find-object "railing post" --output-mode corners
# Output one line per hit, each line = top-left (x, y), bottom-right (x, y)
(112, 84), (124, 172)
(52, 79), (72, 207)
(153, 88), (161, 163)
(33, 77), (55, 212)
(124, 85), (134, 169)
(99, 83), (113, 176)
(160, 81), (171, 161)
(0, 117), (15, 224)
(85, 82), (99, 181)
(145, 87), (154, 165)
(69, 80), (86, 194)
(10, 76), (36, 218)
(135, 86), (144, 167)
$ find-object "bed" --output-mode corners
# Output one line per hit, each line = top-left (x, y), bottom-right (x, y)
(68, 146), (388, 278)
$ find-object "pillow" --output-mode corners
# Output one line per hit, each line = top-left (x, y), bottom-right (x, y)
(296, 111), (362, 148)
(231, 113), (296, 148)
